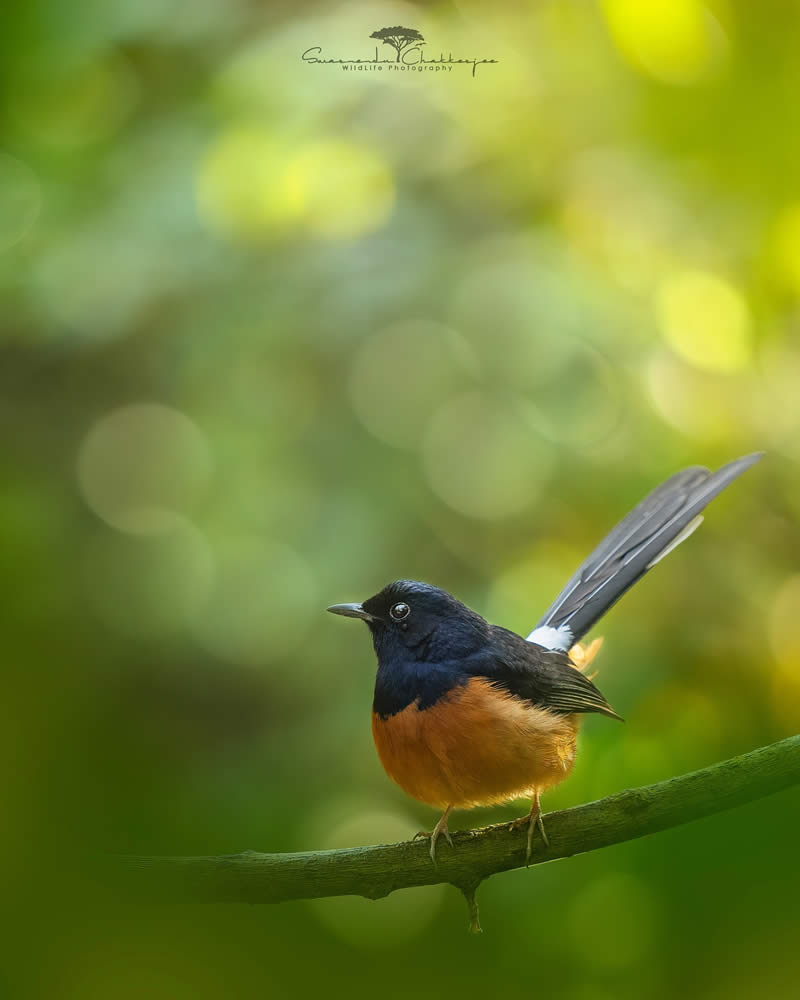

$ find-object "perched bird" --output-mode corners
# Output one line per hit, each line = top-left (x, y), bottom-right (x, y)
(328, 453), (762, 863)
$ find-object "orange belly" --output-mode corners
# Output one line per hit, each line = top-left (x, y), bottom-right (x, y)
(371, 677), (580, 809)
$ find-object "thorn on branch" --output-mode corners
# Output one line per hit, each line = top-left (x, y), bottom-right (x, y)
(459, 881), (483, 934)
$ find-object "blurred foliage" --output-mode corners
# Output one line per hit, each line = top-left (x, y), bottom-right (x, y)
(1, 0), (800, 997)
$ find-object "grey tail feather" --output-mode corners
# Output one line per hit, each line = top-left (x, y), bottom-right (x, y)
(534, 453), (763, 643)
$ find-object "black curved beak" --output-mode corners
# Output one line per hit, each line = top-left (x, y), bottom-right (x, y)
(326, 602), (375, 621)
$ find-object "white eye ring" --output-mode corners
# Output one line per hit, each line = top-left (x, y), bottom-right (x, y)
(390, 602), (410, 621)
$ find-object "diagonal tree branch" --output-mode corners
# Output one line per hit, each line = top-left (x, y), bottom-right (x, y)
(116, 733), (800, 920)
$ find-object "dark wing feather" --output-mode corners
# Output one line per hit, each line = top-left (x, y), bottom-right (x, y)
(533, 453), (763, 643)
(466, 626), (622, 721)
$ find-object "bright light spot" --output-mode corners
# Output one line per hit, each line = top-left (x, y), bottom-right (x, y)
(196, 125), (302, 241)
(285, 140), (394, 240)
(770, 203), (800, 294)
(767, 575), (800, 676)
(645, 352), (732, 438)
(770, 669), (800, 731)
(656, 270), (751, 373)
(422, 392), (554, 520)
(0, 154), (41, 251)
(567, 872), (659, 969)
(196, 129), (393, 242)
(83, 515), (214, 636)
(191, 538), (316, 667)
(77, 404), (212, 535)
(602, 0), (727, 85)
(767, 576), (800, 726)
(306, 800), (443, 947)
(348, 321), (477, 449)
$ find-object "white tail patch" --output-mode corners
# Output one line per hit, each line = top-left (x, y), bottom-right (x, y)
(645, 514), (704, 569)
(527, 623), (574, 651)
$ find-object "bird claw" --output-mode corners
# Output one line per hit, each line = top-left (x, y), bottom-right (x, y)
(428, 827), (454, 863)
(413, 829), (452, 844)
(416, 809), (454, 863)
(522, 811), (548, 866)
(510, 802), (549, 865)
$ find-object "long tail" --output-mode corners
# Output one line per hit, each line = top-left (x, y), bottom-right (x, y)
(527, 453), (763, 650)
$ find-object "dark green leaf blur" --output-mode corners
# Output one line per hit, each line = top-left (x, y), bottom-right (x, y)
(1, 1), (798, 997)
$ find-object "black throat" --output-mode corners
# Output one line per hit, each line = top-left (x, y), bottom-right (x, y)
(372, 657), (468, 718)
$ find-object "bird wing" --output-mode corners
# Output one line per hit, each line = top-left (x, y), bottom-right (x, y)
(466, 626), (622, 721)
(529, 453), (763, 648)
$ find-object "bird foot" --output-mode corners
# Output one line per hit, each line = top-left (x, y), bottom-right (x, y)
(413, 814), (454, 864)
(509, 807), (549, 865)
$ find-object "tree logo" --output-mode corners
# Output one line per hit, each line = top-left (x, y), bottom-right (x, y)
(369, 26), (425, 63)
(301, 26), (498, 77)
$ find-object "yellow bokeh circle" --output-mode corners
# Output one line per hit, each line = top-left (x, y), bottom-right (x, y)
(602, 0), (728, 85)
(196, 128), (394, 242)
(656, 270), (751, 373)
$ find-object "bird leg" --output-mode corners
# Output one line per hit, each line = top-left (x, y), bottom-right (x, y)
(508, 790), (548, 865)
(413, 805), (454, 863)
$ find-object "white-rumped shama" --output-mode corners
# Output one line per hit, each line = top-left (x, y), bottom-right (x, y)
(328, 453), (762, 862)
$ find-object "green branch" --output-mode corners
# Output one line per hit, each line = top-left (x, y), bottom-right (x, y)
(116, 735), (800, 928)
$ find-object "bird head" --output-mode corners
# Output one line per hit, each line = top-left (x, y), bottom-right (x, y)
(327, 580), (488, 662)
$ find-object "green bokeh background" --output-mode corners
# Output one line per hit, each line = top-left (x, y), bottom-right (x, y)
(2, 1), (799, 997)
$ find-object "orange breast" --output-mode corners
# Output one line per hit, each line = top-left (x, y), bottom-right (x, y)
(371, 677), (580, 809)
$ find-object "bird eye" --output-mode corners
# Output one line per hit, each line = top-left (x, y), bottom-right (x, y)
(390, 602), (410, 621)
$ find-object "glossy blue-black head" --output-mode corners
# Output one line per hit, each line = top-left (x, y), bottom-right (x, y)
(327, 580), (488, 663)
(329, 580), (491, 717)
